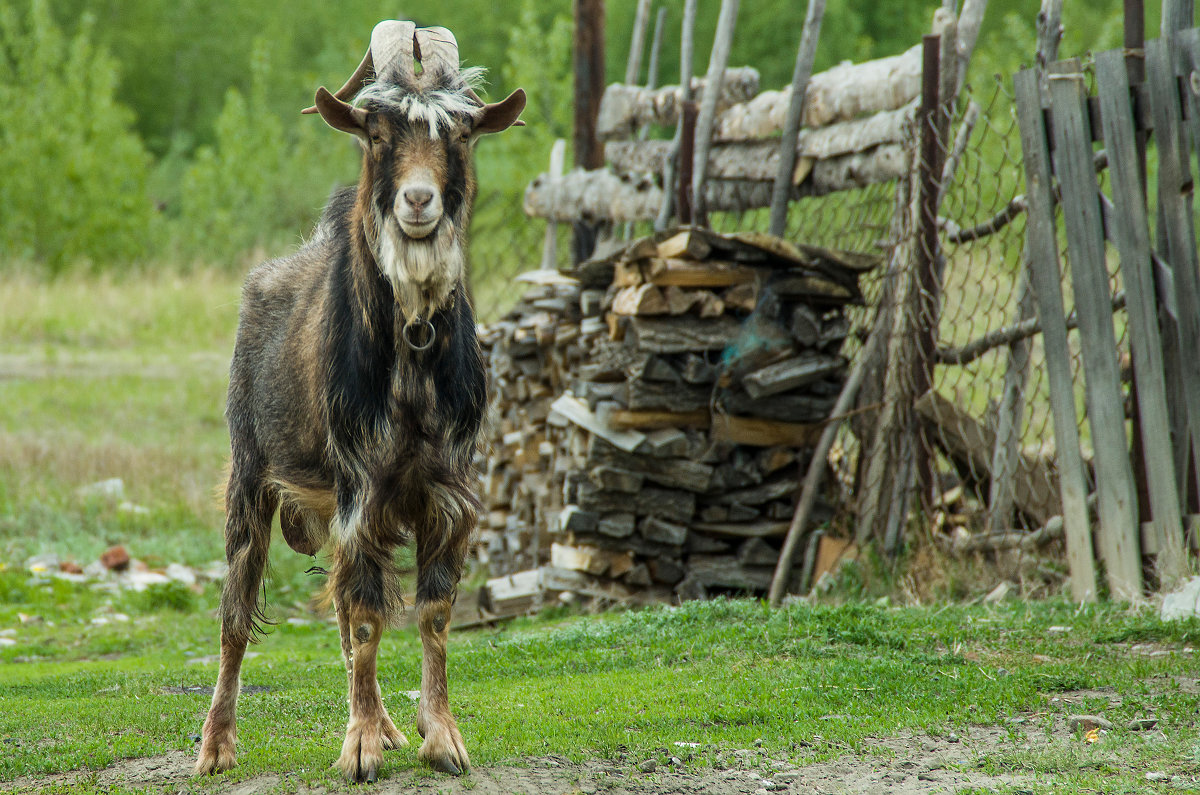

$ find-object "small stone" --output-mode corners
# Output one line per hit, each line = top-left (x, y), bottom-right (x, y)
(1161, 576), (1200, 621)
(1067, 715), (1113, 732)
(947, 733), (960, 743)
(984, 581), (1013, 603)
(637, 759), (657, 773)
(668, 756), (683, 767)
(1047, 625), (1071, 634)
(285, 617), (312, 627)
(0, 638), (16, 648)
(100, 546), (131, 572)
(918, 772), (938, 781)
(189, 733), (202, 743)
(1128, 717), (1158, 731)
(754, 737), (764, 747)
(59, 561), (83, 575)
(165, 563), (196, 586)
(1146, 772), (1169, 782)
(774, 771), (800, 784)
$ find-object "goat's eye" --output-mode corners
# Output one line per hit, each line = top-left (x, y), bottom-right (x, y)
(370, 133), (384, 146)
(458, 131), (471, 143)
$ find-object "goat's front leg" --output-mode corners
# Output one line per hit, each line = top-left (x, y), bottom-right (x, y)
(331, 540), (406, 783)
(334, 593), (408, 755)
(415, 516), (472, 775)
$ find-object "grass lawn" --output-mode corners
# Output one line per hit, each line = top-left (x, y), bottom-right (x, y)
(2, 270), (1199, 794)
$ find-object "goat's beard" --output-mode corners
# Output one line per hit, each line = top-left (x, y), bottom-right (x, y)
(372, 210), (464, 321)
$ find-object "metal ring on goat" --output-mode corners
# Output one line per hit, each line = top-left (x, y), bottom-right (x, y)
(403, 318), (436, 351)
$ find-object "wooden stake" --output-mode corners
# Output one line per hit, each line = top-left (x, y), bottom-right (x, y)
(768, 0), (827, 237)
(691, 0), (741, 226)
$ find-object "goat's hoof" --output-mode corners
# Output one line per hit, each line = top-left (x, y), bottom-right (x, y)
(335, 724), (384, 784)
(194, 735), (236, 776)
(380, 714), (408, 751)
(418, 721), (470, 776)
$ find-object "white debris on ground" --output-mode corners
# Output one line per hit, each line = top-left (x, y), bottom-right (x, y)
(1161, 576), (1200, 621)
(17, 546), (226, 594)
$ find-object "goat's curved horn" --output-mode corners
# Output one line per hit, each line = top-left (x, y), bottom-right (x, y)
(414, 27), (460, 77)
(301, 20), (417, 114)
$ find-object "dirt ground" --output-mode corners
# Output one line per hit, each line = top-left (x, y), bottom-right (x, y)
(9, 700), (1195, 795)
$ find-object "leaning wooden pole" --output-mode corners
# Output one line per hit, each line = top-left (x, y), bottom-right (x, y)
(624, 0), (652, 85)
(655, 0), (698, 231)
(691, 0), (741, 226)
(769, 328), (883, 606)
(572, 0), (606, 263)
(768, 0), (827, 237)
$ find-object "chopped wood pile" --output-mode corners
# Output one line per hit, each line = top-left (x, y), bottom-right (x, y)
(476, 228), (876, 614)
(523, 48), (918, 223)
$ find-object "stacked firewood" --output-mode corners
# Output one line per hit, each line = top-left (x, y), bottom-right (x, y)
(477, 228), (874, 612)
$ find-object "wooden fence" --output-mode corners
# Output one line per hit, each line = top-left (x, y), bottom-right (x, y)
(1014, 32), (1200, 601)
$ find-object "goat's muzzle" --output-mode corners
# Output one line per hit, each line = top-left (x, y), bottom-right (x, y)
(397, 181), (442, 239)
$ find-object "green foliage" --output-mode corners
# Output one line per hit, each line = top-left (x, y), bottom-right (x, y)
(0, 0), (155, 271)
(173, 37), (359, 263)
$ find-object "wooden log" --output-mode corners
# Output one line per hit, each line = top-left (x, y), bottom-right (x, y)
(714, 44), (922, 139)
(588, 465), (644, 493)
(608, 104), (913, 174)
(597, 512), (636, 537)
(639, 516), (689, 545)
(642, 258), (757, 288)
(612, 283), (669, 315)
(742, 352), (846, 399)
(691, 520), (790, 538)
(626, 377), (712, 412)
(602, 407), (712, 430)
(578, 482), (695, 522)
(692, 0), (743, 224)
(551, 542), (632, 576)
(524, 144), (909, 222)
(655, 230), (713, 260)
(588, 437), (715, 491)
(549, 394), (647, 453)
(595, 68), (761, 140)
(629, 315), (742, 353)
(559, 506), (599, 533)
(717, 386), (838, 423)
(710, 414), (822, 447)
(913, 390), (1060, 526)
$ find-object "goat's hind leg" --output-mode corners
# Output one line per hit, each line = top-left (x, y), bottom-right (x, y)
(195, 476), (276, 776)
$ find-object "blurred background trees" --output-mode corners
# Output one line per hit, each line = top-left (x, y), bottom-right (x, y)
(0, 0), (1132, 273)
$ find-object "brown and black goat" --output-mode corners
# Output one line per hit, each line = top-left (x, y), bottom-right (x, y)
(194, 21), (525, 783)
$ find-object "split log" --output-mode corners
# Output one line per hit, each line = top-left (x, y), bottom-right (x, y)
(578, 482), (696, 522)
(549, 394), (646, 452)
(742, 352), (847, 398)
(588, 437), (715, 491)
(714, 44), (922, 138)
(717, 387), (838, 423)
(550, 542), (634, 576)
(596, 68), (761, 140)
(710, 414), (822, 447)
(628, 315), (743, 353)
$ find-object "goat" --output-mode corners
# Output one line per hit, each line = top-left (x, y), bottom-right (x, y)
(194, 21), (525, 783)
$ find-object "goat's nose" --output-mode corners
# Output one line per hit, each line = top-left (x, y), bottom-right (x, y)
(404, 186), (434, 209)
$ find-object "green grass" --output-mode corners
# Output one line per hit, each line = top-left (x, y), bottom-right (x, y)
(1, 585), (1199, 793)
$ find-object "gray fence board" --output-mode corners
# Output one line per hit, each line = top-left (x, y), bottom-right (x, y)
(1148, 36), (1200, 508)
(1046, 59), (1142, 600)
(1094, 49), (1188, 586)
(1013, 67), (1098, 602)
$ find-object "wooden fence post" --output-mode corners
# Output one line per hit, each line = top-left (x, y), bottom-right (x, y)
(1013, 68), (1098, 602)
(1095, 48), (1187, 588)
(655, 0), (697, 231)
(1047, 59), (1142, 601)
(572, 0), (606, 263)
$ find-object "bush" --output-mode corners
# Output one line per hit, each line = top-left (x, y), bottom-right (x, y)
(0, 0), (156, 271)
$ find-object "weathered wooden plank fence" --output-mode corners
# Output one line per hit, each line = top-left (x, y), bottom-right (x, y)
(1013, 30), (1200, 599)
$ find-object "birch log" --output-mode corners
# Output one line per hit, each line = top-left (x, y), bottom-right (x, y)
(597, 69), (760, 140)
(714, 45), (923, 140)
(607, 103), (914, 174)
(525, 145), (908, 222)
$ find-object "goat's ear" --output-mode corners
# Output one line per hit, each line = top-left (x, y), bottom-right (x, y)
(312, 86), (368, 137)
(475, 88), (527, 135)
